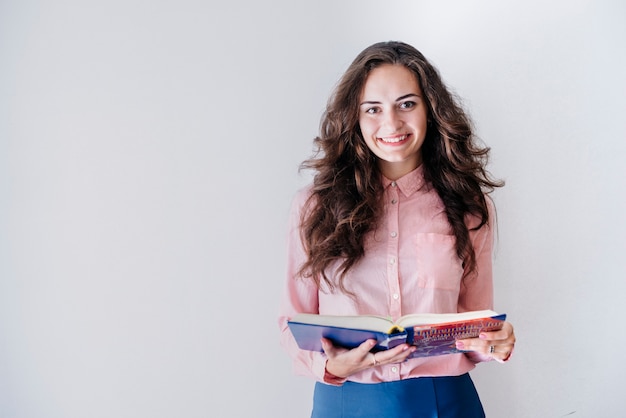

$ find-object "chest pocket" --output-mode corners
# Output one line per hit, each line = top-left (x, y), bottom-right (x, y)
(415, 233), (463, 290)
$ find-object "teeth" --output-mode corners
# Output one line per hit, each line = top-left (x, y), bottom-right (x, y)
(380, 135), (407, 143)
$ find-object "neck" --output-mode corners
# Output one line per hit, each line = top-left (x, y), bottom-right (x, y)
(379, 157), (422, 181)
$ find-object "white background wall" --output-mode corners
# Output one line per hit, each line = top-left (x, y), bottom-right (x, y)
(1, 1), (624, 417)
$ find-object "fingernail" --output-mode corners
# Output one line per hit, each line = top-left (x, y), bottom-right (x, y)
(479, 334), (487, 340)
(456, 341), (465, 349)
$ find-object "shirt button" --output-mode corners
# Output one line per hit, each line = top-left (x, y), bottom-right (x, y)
(392, 293), (399, 300)
(390, 231), (397, 238)
(391, 366), (398, 373)
(391, 181), (397, 187)
(389, 257), (396, 265)
(391, 199), (397, 204)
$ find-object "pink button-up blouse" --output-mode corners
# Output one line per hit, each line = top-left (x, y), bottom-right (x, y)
(278, 166), (495, 384)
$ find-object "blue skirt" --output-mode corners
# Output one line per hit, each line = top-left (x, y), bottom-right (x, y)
(311, 373), (485, 418)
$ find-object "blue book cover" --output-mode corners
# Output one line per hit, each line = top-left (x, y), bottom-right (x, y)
(288, 321), (408, 353)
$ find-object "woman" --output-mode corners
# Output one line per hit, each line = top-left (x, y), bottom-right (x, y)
(278, 40), (516, 418)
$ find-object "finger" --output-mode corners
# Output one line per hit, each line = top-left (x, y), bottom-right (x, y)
(320, 337), (332, 352)
(369, 344), (414, 365)
(321, 338), (377, 359)
(479, 322), (515, 342)
(456, 337), (502, 352)
(456, 337), (514, 362)
(494, 351), (513, 363)
(320, 338), (349, 357)
(457, 329), (515, 349)
(357, 339), (379, 355)
(477, 329), (510, 342)
(455, 336), (486, 351)
(486, 343), (513, 362)
(387, 345), (416, 363)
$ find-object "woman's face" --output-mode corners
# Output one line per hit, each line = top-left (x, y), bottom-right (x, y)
(358, 64), (428, 180)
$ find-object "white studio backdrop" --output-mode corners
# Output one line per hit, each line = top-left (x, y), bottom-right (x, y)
(1, 1), (624, 417)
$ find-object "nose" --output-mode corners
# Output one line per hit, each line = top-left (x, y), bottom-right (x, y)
(382, 109), (403, 131)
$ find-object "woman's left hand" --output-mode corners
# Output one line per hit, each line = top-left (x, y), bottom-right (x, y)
(455, 321), (516, 363)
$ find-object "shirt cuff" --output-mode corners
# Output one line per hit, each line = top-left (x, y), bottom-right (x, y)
(322, 360), (347, 386)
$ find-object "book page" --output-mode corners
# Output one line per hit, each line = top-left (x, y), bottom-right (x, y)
(289, 313), (398, 334)
(396, 310), (500, 328)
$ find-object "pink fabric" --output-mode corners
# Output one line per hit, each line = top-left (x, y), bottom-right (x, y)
(278, 166), (495, 383)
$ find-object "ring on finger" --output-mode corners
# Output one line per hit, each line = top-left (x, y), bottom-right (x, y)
(489, 345), (495, 354)
(372, 352), (379, 366)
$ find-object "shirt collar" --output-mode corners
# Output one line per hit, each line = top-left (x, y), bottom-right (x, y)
(382, 165), (426, 197)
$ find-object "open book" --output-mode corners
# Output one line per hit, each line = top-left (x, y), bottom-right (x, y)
(287, 309), (506, 358)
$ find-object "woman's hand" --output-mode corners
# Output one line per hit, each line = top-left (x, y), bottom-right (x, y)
(455, 321), (516, 363)
(321, 338), (416, 379)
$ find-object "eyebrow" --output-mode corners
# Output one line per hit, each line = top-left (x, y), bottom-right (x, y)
(359, 93), (420, 107)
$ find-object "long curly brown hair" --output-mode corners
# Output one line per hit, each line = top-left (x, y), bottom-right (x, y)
(298, 41), (503, 293)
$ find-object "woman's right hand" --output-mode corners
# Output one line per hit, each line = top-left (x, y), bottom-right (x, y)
(321, 338), (416, 379)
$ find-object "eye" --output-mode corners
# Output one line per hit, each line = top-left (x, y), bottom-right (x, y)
(365, 107), (380, 114)
(399, 101), (416, 110)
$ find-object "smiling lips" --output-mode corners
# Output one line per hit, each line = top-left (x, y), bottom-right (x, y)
(379, 134), (409, 144)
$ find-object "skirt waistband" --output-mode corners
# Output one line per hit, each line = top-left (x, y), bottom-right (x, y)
(311, 373), (485, 418)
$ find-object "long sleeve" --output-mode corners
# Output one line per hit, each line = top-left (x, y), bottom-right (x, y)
(457, 195), (496, 313)
(277, 188), (328, 382)
(458, 195), (497, 364)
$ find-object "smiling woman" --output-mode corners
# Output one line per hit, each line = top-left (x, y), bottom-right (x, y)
(358, 64), (429, 180)
(278, 41), (516, 418)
